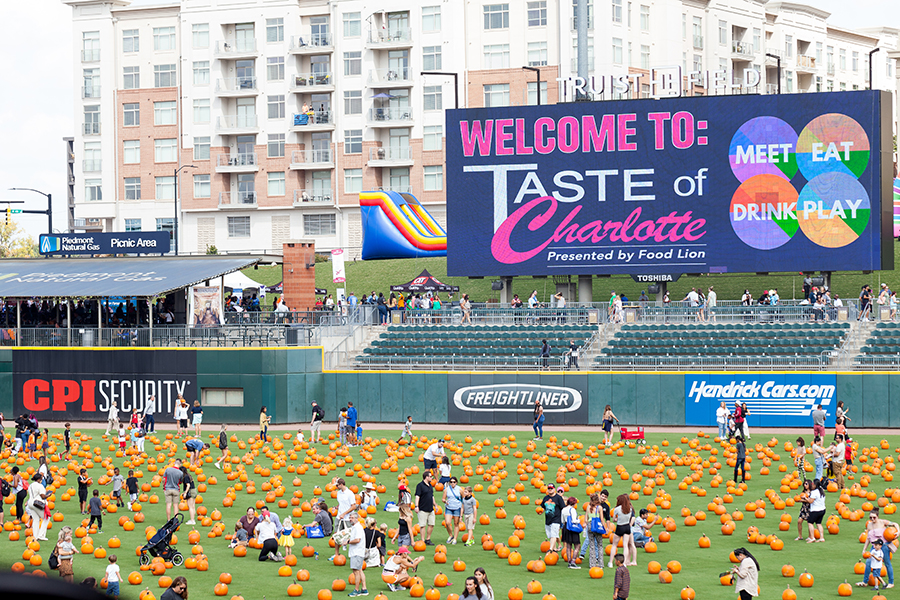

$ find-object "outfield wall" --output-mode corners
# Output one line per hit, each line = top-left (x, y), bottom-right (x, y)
(0, 348), (897, 428)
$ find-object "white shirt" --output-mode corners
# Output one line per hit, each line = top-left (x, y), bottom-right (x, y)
(707, 290), (717, 306)
(686, 291), (699, 306)
(439, 463), (452, 478)
(106, 564), (121, 583)
(834, 298), (844, 307)
(716, 407), (729, 424)
(734, 557), (758, 596)
(347, 522), (366, 558)
(833, 442), (846, 461)
(336, 488), (356, 519)
(28, 482), (46, 508)
(810, 489), (826, 512)
(424, 443), (444, 461)
(255, 519), (277, 543)
(556, 296), (566, 308)
(108, 405), (118, 420)
(361, 491), (378, 508)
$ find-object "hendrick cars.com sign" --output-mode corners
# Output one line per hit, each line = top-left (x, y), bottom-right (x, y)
(445, 90), (892, 277)
(447, 374), (588, 424)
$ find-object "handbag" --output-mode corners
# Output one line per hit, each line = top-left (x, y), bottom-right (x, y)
(305, 525), (324, 539)
(332, 526), (353, 546)
(48, 547), (59, 570)
(566, 513), (583, 533)
(589, 517), (606, 535)
(32, 499), (45, 511)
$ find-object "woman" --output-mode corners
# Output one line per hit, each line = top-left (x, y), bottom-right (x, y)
(460, 294), (471, 325)
(716, 402), (730, 440)
(793, 437), (807, 478)
(180, 466), (197, 525)
(561, 496), (582, 569)
(859, 508), (898, 588)
(602, 405), (619, 446)
(532, 399), (544, 441)
(377, 293), (388, 324)
(442, 477), (463, 545)
(56, 526), (75, 583)
(254, 512), (279, 561)
(173, 396), (188, 437)
(473, 568), (493, 600)
(806, 479), (826, 543)
(731, 402), (744, 439)
(585, 493), (606, 568)
(388, 293), (397, 323)
(26, 472), (50, 540)
(259, 406), (271, 442)
(363, 517), (382, 568)
(610, 494), (636, 567)
(381, 547), (424, 592)
(12, 466), (27, 522)
(730, 547), (760, 599)
(811, 436), (827, 481)
(191, 401), (203, 437)
(836, 400), (851, 431)
(740, 402), (751, 439)
(795, 479), (812, 541)
(161, 576), (188, 600)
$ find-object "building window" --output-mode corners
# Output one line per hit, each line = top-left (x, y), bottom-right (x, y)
(192, 23), (209, 48)
(692, 16), (702, 48)
(123, 103), (140, 126)
(194, 137), (210, 161)
(268, 172), (285, 196)
(123, 29), (139, 53)
(612, 0), (622, 23)
(753, 28), (761, 53)
(718, 20), (727, 45)
(155, 178), (175, 200)
(304, 214), (336, 236)
(527, 1), (547, 26)
(267, 56), (284, 81)
(682, 14), (686, 40)
(423, 46), (442, 70)
(612, 38), (623, 64)
(692, 53), (702, 72)
(123, 66), (140, 89)
(483, 83), (509, 107)
(888, 60), (894, 77)
(153, 26), (176, 51)
(343, 12), (361, 37)
(202, 388), (244, 407)
(840, 48), (846, 70)
(786, 71), (793, 93)
(154, 64), (176, 87)
(156, 218), (174, 245)
(124, 178), (141, 200)
(483, 4), (509, 30)
(816, 42), (823, 64)
(640, 5), (649, 31)
(483, 44), (510, 69)
(193, 61), (210, 85)
(784, 35), (793, 59)
(424, 125), (442, 151)
(193, 99), (210, 124)
(154, 139), (177, 163)
(344, 169), (362, 194)
(422, 6), (441, 32)
(344, 130), (362, 154)
(266, 18), (284, 43)
(343, 51), (361, 76)
(193, 174), (210, 198)
(640, 44), (650, 69)
(423, 165), (443, 191)
(852, 51), (859, 72)
(268, 134), (285, 158)
(816, 75), (822, 92)
(424, 86), (442, 111)
(268, 95), (285, 119)
(125, 218), (141, 231)
(85, 179), (102, 201)
(527, 41), (547, 66)
(123, 140), (140, 164)
(527, 81), (547, 105)
(155, 101), (177, 125)
(343, 90), (362, 114)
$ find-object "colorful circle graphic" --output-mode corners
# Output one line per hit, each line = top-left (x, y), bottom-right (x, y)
(729, 117), (799, 183)
(730, 174), (800, 250)
(796, 172), (870, 248)
(796, 114), (870, 180)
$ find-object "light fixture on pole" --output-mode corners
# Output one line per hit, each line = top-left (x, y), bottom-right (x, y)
(522, 66), (542, 105)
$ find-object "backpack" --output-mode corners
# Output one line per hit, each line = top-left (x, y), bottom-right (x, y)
(48, 547), (59, 570)
(0, 479), (10, 498)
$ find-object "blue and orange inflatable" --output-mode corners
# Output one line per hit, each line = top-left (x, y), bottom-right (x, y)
(359, 190), (447, 259)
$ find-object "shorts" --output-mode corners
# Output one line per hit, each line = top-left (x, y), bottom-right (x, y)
(418, 510), (435, 528)
(813, 424), (825, 437)
(397, 533), (412, 547)
(311, 421), (321, 434)
(438, 476), (451, 485)
(349, 556), (364, 571)
(192, 414), (202, 425)
(423, 459), (437, 471)
(445, 507), (461, 517)
(179, 419), (188, 428)
(464, 513), (475, 530)
(544, 523), (560, 539)
(79, 489), (88, 503)
(186, 488), (198, 499)
(107, 581), (120, 597)
(603, 420), (613, 433)
(615, 524), (631, 537)
(808, 510), (826, 525)
(164, 489), (180, 503)
(112, 490), (121, 498)
(130, 493), (138, 503)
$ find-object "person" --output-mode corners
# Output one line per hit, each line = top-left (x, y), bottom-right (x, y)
(584, 491), (609, 567)
(613, 553), (630, 600)
(540, 483), (564, 553)
(363, 517), (383, 567)
(442, 476), (463, 545)
(185, 438), (209, 468)
(423, 439), (445, 478)
(415, 471), (436, 545)
(105, 400), (119, 437)
(836, 400), (851, 432)
(279, 516), (295, 556)
(333, 477), (359, 560)
(361, 482), (379, 510)
(259, 406), (271, 442)
(56, 525), (75, 583)
(740, 402), (751, 439)
(437, 456), (452, 485)
(254, 511), (282, 562)
(346, 516), (367, 597)
(239, 506), (259, 538)
(87, 488), (104, 534)
(532, 399), (544, 441)
(734, 437), (746, 483)
(806, 478), (826, 543)
(76, 468), (90, 515)
(105, 554), (120, 599)
(398, 416), (413, 443)
(174, 397), (188, 437)
(117, 424), (127, 451)
(716, 402), (730, 440)
(870, 539), (888, 591)
(460, 576), (484, 600)
(793, 437), (807, 479)
(812, 404), (826, 438)
(731, 402), (744, 439)
(474, 568), (493, 600)
(27, 472), (50, 540)
(108, 467), (124, 508)
(832, 434), (847, 490)
(835, 416), (847, 442)
(730, 547), (760, 599)
(229, 520), (250, 549)
(539, 339), (551, 370)
(561, 496), (582, 569)
(462, 486), (477, 546)
(381, 547), (424, 592)
(191, 401), (203, 437)
(310, 401), (324, 443)
(63, 422), (71, 459)
(181, 466), (197, 524)
(602, 405), (619, 446)
(631, 508), (654, 548)
(346, 401), (358, 446)
(214, 424), (229, 469)
(812, 435), (827, 481)
(859, 508), (898, 589)
(144, 395), (156, 434)
(311, 501), (333, 536)
(795, 478), (813, 542)
(163, 458), (184, 521)
(160, 576), (188, 600)
(460, 294), (471, 324)
(611, 494), (636, 567)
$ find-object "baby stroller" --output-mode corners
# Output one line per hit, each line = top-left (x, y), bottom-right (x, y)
(139, 513), (185, 566)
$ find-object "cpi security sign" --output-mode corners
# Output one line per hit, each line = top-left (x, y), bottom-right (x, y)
(446, 91), (892, 276)
(39, 232), (170, 256)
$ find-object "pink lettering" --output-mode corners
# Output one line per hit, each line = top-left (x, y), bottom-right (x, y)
(534, 117), (556, 154)
(617, 114), (637, 151)
(515, 118), (533, 155)
(647, 112), (671, 150)
(558, 116), (579, 153)
(459, 120), (493, 157)
(672, 111), (694, 149)
(495, 119), (514, 155)
(582, 115), (616, 152)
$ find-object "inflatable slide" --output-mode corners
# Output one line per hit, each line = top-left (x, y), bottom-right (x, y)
(359, 190), (447, 260)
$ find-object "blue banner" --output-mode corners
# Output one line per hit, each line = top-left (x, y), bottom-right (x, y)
(684, 373), (837, 428)
(39, 232), (170, 256)
(446, 90), (891, 277)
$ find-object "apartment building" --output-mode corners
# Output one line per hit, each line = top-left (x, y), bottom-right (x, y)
(64, 0), (899, 257)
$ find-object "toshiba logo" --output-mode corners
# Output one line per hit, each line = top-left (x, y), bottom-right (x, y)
(453, 384), (582, 413)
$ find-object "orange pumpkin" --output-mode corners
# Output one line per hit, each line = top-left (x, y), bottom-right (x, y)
(798, 571), (814, 587)
(332, 579), (346, 591)
(526, 580), (543, 594)
(680, 587), (695, 600)
(658, 570), (673, 584)
(647, 561), (662, 574)
(410, 584), (426, 598)
(214, 583), (229, 596)
(128, 572), (143, 585)
(667, 561), (682, 574)
(453, 559), (466, 572)
(508, 587), (524, 600)
(781, 564), (795, 578)
(588, 567), (603, 579)
(782, 585), (797, 600)
(837, 580), (853, 597)
(297, 570), (311, 581)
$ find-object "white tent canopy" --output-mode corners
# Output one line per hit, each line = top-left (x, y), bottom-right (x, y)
(222, 270), (263, 292)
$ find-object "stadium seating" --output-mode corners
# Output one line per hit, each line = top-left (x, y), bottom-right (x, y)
(856, 323), (900, 366)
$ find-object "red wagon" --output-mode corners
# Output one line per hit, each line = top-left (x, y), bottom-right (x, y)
(619, 426), (646, 444)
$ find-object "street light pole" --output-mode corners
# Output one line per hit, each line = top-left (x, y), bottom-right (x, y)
(8, 188), (52, 234)
(421, 72), (460, 108)
(765, 53), (781, 94)
(173, 165), (197, 256)
(522, 66), (542, 105)
(869, 48), (881, 90)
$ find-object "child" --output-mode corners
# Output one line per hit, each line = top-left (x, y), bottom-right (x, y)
(40, 428), (49, 456)
(26, 429), (36, 459)
(229, 520), (249, 549)
(870, 539), (887, 591)
(105, 554), (120, 599)
(613, 553), (630, 600)
(130, 410), (140, 429)
(109, 467), (124, 507)
(438, 456), (452, 485)
(835, 416), (847, 441)
(117, 425), (127, 451)
(338, 408), (347, 446)
(398, 416), (413, 443)
(378, 523), (389, 564)
(63, 423), (71, 459)
(845, 436), (854, 466)
(192, 401), (203, 437)
(279, 516), (295, 556)
(462, 486), (477, 546)
(134, 426), (145, 453)
(215, 424), (229, 469)
(78, 469), (91, 515)
(631, 508), (654, 548)
(295, 428), (305, 444)
(88, 489), (104, 534)
(355, 422), (363, 444)
(125, 470), (138, 511)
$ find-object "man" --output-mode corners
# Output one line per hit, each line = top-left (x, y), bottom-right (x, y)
(346, 402), (358, 446)
(346, 516), (367, 597)
(105, 400), (119, 437)
(163, 459), (184, 521)
(684, 288), (699, 307)
(414, 471), (436, 545)
(143, 395), (156, 434)
(540, 339), (551, 370)
(580, 488), (611, 560)
(332, 478), (359, 561)
(812, 404), (826, 439)
(184, 438), (209, 467)
(568, 340), (579, 370)
(832, 435), (847, 490)
(310, 401), (325, 443)
(541, 483), (565, 553)
(310, 501), (333, 536)
(423, 440), (444, 477)
(707, 286), (717, 322)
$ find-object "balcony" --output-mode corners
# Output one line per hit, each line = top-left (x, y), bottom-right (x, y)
(367, 107), (413, 127)
(367, 68), (412, 88)
(289, 111), (334, 132)
(293, 189), (333, 205)
(796, 54), (816, 73)
(216, 115), (259, 134)
(366, 28), (413, 49)
(219, 191), (257, 208)
(214, 39), (259, 59)
(289, 72), (334, 93)
(82, 85), (100, 99)
(731, 41), (755, 60)
(215, 77), (259, 96)
(693, 35), (704, 50)
(83, 122), (101, 136)
(827, 63), (835, 76)
(290, 149), (334, 170)
(766, 83), (779, 94)
(82, 159), (101, 172)
(216, 153), (259, 173)
(81, 49), (100, 62)
(288, 33), (333, 54)
(367, 146), (413, 167)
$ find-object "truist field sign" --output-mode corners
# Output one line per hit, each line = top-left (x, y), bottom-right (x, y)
(445, 91), (891, 277)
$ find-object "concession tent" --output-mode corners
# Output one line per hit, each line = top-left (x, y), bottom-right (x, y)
(390, 269), (460, 293)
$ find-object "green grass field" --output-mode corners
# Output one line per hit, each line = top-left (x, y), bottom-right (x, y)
(1, 427), (895, 599)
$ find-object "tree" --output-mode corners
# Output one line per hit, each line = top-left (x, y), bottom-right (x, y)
(0, 218), (38, 258)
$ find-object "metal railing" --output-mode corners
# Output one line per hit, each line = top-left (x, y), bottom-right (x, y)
(382, 306), (602, 326)
(83, 122), (101, 136)
(367, 107), (413, 123)
(219, 191), (257, 207)
(215, 39), (258, 56)
(290, 72), (332, 88)
(293, 189), (333, 204)
(609, 301), (855, 324)
(291, 149), (333, 165)
(797, 54), (816, 70)
(367, 27), (412, 45)
(368, 68), (411, 84)
(368, 146), (412, 162)
(591, 354), (833, 372)
(693, 35), (704, 49)
(217, 114), (258, 131)
(731, 41), (755, 58)
(290, 33), (332, 50)
(216, 77), (258, 93)
(354, 355), (574, 371)
(82, 85), (100, 99)
(81, 49), (100, 62)
(217, 153), (258, 168)
(291, 111), (333, 126)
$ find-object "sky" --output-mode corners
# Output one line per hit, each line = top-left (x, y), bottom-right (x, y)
(1, 0), (898, 242)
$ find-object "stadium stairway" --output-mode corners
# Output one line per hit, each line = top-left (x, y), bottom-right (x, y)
(835, 320), (876, 369)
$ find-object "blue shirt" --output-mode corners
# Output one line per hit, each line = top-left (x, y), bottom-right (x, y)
(346, 406), (357, 427)
(185, 439), (204, 452)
